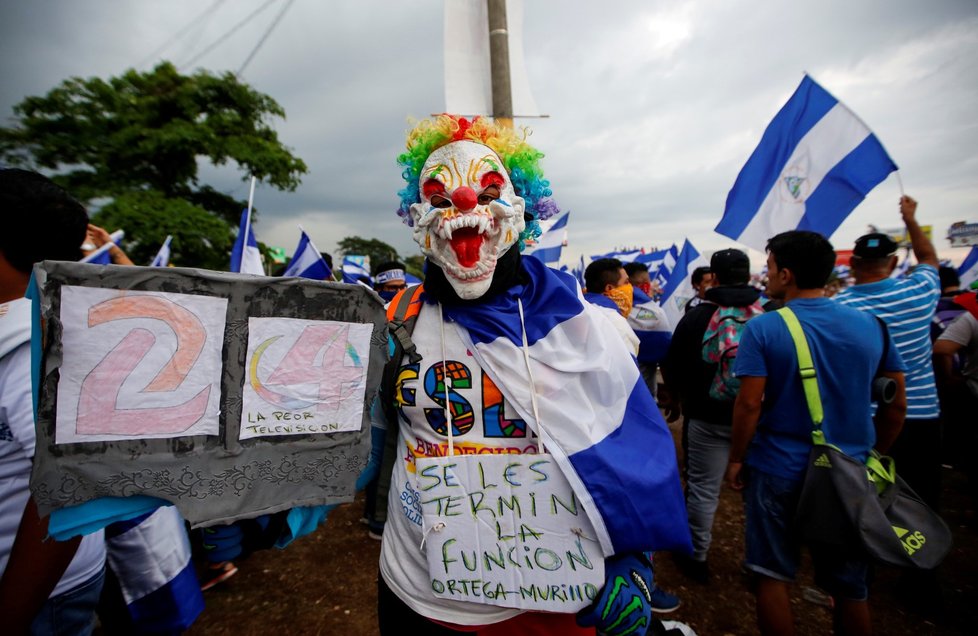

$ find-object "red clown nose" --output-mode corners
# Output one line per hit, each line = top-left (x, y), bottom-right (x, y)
(451, 186), (478, 211)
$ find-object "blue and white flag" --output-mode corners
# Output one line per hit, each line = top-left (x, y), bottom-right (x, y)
(442, 256), (691, 555)
(653, 244), (680, 289)
(105, 506), (204, 632)
(405, 271), (423, 285)
(890, 248), (912, 279)
(230, 208), (264, 275)
(591, 249), (644, 263)
(524, 211), (569, 264)
(283, 230), (333, 280)
(716, 75), (898, 251)
(149, 235), (172, 267)
(959, 245), (978, 288)
(80, 230), (124, 264)
(659, 239), (709, 329)
(635, 247), (669, 269)
(341, 254), (372, 284)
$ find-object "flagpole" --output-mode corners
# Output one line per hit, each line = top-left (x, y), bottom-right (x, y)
(244, 174), (257, 251)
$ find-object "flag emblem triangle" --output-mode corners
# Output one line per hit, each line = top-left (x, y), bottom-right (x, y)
(784, 176), (806, 200)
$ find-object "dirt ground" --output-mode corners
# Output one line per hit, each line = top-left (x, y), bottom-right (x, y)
(187, 422), (977, 636)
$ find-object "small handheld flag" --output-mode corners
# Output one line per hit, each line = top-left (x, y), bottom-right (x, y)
(230, 208), (264, 275)
(959, 246), (978, 288)
(341, 255), (372, 284)
(659, 239), (709, 329)
(80, 230), (124, 264)
(283, 230), (332, 280)
(149, 235), (173, 267)
(524, 211), (569, 264)
(716, 75), (898, 251)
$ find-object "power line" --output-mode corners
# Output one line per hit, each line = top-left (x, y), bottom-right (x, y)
(136, 0), (227, 69)
(237, 0), (295, 76)
(179, 0), (281, 71)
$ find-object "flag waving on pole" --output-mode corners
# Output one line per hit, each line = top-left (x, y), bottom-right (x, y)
(959, 245), (978, 288)
(341, 255), (371, 284)
(230, 208), (264, 275)
(283, 230), (333, 280)
(149, 235), (172, 267)
(716, 75), (898, 251)
(80, 230), (124, 264)
(524, 211), (569, 264)
(659, 239), (709, 329)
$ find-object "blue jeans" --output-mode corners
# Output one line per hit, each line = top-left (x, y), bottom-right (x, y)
(30, 567), (105, 636)
(743, 467), (868, 601)
(685, 418), (731, 561)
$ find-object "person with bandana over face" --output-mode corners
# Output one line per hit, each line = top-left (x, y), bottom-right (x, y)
(374, 261), (409, 304)
(376, 115), (692, 636)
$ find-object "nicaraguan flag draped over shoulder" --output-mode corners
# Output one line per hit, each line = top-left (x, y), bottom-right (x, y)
(283, 230), (333, 280)
(80, 230), (124, 264)
(523, 210), (569, 264)
(959, 246), (978, 288)
(105, 506), (204, 632)
(629, 287), (672, 364)
(341, 254), (372, 284)
(716, 75), (898, 251)
(441, 256), (691, 555)
(659, 239), (709, 329)
(230, 209), (264, 275)
(149, 235), (172, 267)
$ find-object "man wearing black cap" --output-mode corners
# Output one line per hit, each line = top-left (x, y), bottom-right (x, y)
(661, 247), (763, 583)
(834, 196), (942, 613)
(835, 196), (941, 511)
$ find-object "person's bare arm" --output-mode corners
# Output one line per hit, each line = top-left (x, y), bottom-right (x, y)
(933, 339), (965, 390)
(873, 371), (906, 454)
(0, 496), (81, 634)
(900, 196), (938, 269)
(725, 375), (766, 490)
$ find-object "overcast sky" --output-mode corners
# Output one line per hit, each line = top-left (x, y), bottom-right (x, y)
(2, 0), (976, 268)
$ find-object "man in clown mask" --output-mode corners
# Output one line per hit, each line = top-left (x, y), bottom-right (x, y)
(378, 115), (691, 636)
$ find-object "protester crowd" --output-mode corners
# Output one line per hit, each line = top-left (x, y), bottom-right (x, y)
(2, 111), (977, 636)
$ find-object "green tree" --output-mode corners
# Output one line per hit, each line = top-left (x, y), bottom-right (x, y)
(403, 254), (425, 280)
(337, 236), (402, 273)
(0, 62), (306, 267)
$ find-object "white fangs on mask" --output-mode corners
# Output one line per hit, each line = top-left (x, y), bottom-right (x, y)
(409, 140), (526, 300)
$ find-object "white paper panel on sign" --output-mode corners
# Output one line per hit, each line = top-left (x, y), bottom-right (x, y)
(417, 454), (604, 611)
(240, 317), (372, 440)
(55, 287), (227, 443)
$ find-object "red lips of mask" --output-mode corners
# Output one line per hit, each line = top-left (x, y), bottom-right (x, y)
(449, 226), (484, 268)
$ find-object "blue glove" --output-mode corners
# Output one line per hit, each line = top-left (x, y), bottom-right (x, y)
(577, 552), (654, 636)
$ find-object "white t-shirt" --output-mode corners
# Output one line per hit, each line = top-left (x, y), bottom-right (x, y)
(379, 304), (540, 626)
(0, 299), (105, 596)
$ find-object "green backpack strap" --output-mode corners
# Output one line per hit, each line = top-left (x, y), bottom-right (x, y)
(775, 307), (825, 444)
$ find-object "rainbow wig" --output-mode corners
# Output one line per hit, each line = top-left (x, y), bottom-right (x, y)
(396, 114), (560, 250)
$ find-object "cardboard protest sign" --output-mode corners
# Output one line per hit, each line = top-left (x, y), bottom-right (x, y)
(30, 261), (388, 527)
(417, 454), (605, 612)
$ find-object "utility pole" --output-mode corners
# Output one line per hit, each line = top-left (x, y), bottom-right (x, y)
(487, 0), (513, 129)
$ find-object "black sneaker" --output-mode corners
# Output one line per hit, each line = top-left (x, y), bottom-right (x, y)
(673, 553), (710, 584)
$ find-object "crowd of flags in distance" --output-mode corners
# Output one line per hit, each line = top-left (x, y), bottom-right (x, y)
(83, 75), (977, 297)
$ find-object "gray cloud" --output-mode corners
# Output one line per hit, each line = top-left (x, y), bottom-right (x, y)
(2, 0), (976, 267)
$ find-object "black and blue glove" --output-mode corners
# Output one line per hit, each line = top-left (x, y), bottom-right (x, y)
(577, 552), (655, 636)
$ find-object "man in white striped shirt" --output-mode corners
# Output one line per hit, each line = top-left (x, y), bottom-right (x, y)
(835, 196), (941, 512)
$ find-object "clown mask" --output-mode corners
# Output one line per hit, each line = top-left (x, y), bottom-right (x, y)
(409, 140), (526, 300)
